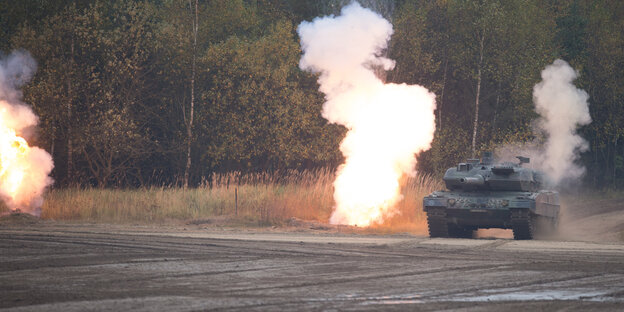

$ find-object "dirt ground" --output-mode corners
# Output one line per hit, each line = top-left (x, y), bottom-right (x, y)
(1, 196), (623, 311)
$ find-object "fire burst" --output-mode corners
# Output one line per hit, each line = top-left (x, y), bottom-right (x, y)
(298, 3), (436, 226)
(0, 52), (53, 215)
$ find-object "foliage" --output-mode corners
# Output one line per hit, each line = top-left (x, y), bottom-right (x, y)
(0, 0), (621, 189)
(199, 19), (343, 172)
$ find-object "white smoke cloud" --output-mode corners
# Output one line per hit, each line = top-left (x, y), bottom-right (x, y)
(0, 51), (54, 215)
(298, 2), (436, 226)
(0, 51), (39, 132)
(533, 59), (591, 185)
(496, 59), (591, 187)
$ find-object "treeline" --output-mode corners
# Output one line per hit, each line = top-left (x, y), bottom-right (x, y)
(1, 0), (622, 189)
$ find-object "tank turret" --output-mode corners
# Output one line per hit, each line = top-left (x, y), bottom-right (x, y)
(442, 152), (541, 192)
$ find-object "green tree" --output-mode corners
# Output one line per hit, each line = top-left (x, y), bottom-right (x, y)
(579, 0), (624, 188)
(447, 0), (506, 158)
(14, 4), (93, 185)
(0, 0), (89, 51)
(389, 0), (451, 131)
(199, 19), (343, 172)
(390, 0), (558, 173)
(15, 1), (159, 186)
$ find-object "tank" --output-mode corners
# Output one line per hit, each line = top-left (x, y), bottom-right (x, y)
(423, 152), (560, 240)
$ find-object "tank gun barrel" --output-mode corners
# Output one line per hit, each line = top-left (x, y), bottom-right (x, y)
(460, 175), (485, 185)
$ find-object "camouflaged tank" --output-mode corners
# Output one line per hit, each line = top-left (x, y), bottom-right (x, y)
(423, 152), (559, 240)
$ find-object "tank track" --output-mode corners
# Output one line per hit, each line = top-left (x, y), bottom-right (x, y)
(511, 208), (535, 240)
(426, 207), (449, 238)
(448, 224), (474, 238)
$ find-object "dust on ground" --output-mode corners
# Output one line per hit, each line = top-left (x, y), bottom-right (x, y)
(1, 220), (623, 311)
(0, 212), (41, 226)
(558, 192), (624, 242)
(0, 192), (622, 311)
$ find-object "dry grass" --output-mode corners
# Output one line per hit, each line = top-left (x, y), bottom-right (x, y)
(365, 173), (444, 235)
(38, 169), (443, 233)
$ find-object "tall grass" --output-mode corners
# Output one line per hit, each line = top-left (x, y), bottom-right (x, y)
(366, 173), (444, 234)
(39, 169), (443, 232)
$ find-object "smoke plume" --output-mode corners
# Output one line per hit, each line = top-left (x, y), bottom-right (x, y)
(533, 59), (591, 184)
(0, 51), (54, 215)
(298, 2), (436, 226)
(496, 59), (591, 186)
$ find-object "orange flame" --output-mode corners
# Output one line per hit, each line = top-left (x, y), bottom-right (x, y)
(0, 103), (53, 213)
(329, 83), (436, 227)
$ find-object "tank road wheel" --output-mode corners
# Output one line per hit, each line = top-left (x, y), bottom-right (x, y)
(511, 209), (535, 240)
(448, 224), (474, 238)
(426, 207), (449, 238)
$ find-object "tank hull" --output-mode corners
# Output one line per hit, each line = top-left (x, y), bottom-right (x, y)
(423, 190), (560, 239)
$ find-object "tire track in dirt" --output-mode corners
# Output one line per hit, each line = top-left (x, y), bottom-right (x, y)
(2, 224), (624, 311)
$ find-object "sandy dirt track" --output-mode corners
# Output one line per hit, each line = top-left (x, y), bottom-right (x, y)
(1, 222), (623, 311)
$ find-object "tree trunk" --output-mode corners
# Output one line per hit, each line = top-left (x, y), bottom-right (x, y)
(492, 80), (501, 135)
(438, 58), (448, 131)
(614, 134), (619, 189)
(184, 0), (198, 189)
(50, 121), (55, 161)
(67, 36), (74, 186)
(471, 30), (485, 158)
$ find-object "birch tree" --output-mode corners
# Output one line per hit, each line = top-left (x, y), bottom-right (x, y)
(448, 0), (503, 158)
(183, 0), (198, 188)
